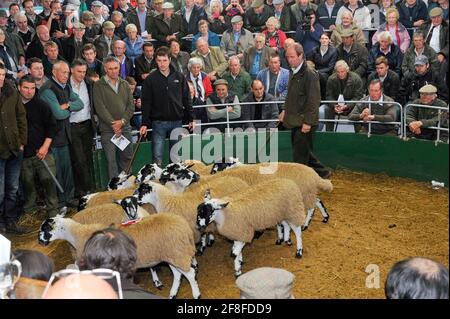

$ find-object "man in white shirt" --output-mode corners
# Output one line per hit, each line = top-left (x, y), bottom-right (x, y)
(69, 59), (95, 198)
(420, 7), (449, 63)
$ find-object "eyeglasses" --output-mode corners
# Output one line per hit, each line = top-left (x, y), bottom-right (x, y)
(42, 268), (123, 299)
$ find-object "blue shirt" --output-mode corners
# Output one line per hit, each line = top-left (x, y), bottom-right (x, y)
(233, 31), (241, 45)
(251, 51), (262, 76)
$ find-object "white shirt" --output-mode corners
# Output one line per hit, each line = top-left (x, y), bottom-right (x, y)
(291, 61), (303, 75)
(190, 72), (205, 102)
(429, 25), (441, 53)
(69, 78), (91, 123)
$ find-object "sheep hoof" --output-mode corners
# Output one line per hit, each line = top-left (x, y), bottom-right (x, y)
(322, 217), (329, 223)
(301, 225), (309, 231)
(296, 250), (303, 258)
(275, 239), (282, 245)
(285, 239), (293, 246)
(195, 294), (201, 299)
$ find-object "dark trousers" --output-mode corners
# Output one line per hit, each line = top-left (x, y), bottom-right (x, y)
(0, 152), (23, 224)
(52, 145), (75, 207)
(69, 121), (95, 197)
(151, 120), (183, 166)
(291, 126), (329, 178)
(21, 154), (59, 217)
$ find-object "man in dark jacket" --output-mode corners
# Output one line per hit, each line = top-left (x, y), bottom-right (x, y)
(336, 28), (368, 84)
(245, 0), (275, 33)
(82, 43), (104, 77)
(241, 79), (279, 130)
(140, 46), (193, 166)
(151, 2), (186, 48)
(279, 43), (330, 179)
(126, 0), (153, 36)
(419, 7), (449, 62)
(398, 0), (429, 37)
(135, 42), (157, 85)
(367, 32), (403, 76)
(0, 64), (28, 234)
(62, 22), (92, 64)
(112, 40), (134, 79)
(316, 0), (341, 30)
(272, 0), (293, 32)
(18, 75), (59, 219)
(182, 0), (207, 36)
(367, 56), (401, 103)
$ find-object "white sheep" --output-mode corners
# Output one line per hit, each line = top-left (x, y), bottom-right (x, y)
(134, 176), (249, 255)
(107, 171), (136, 190)
(209, 157), (243, 174)
(135, 163), (164, 184)
(38, 213), (201, 299)
(196, 178), (306, 277)
(174, 162), (332, 231)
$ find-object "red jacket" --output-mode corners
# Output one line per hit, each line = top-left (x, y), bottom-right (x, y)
(189, 71), (213, 102)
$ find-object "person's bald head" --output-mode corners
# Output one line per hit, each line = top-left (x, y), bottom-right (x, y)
(43, 274), (119, 299)
(385, 257), (449, 299)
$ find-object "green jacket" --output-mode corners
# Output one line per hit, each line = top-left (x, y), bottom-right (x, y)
(283, 63), (321, 129)
(406, 98), (448, 128)
(326, 71), (364, 114)
(93, 76), (135, 133)
(0, 80), (27, 159)
(401, 45), (439, 79)
(221, 70), (252, 101)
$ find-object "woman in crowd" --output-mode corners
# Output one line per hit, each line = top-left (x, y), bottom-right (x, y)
(262, 16), (286, 52)
(330, 10), (366, 47)
(124, 24), (143, 64)
(191, 20), (221, 51)
(372, 7), (410, 53)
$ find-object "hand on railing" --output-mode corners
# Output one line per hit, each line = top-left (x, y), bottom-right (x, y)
(408, 121), (423, 135)
(139, 125), (148, 137)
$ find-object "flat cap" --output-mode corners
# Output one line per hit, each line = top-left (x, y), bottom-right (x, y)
(73, 22), (86, 29)
(419, 84), (437, 94)
(236, 267), (295, 299)
(340, 28), (354, 37)
(231, 15), (243, 24)
(214, 79), (229, 87)
(251, 0), (265, 8)
(153, 0), (164, 3)
(273, 0), (284, 4)
(0, 10), (8, 18)
(103, 21), (115, 29)
(414, 54), (429, 65)
(92, 1), (103, 7)
(429, 7), (443, 17)
(162, 2), (174, 9)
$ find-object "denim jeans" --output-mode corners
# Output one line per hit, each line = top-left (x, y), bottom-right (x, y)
(0, 152), (23, 223)
(151, 120), (183, 165)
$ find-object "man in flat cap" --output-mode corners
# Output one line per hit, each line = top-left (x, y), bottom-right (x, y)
(336, 27), (368, 84)
(151, 2), (186, 47)
(406, 84), (448, 141)
(236, 267), (295, 299)
(94, 21), (120, 60)
(205, 78), (241, 132)
(62, 22), (91, 64)
(419, 7), (449, 62)
(245, 0), (274, 33)
(91, 1), (106, 25)
(220, 14), (254, 60)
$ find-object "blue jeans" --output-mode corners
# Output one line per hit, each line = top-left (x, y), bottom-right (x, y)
(0, 152), (23, 223)
(151, 120), (183, 165)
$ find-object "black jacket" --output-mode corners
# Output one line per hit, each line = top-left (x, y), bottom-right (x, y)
(307, 46), (338, 76)
(26, 37), (63, 60)
(367, 70), (401, 103)
(141, 64), (193, 125)
(151, 13), (186, 46)
(316, 1), (341, 29)
(134, 54), (157, 85)
(182, 6), (207, 35)
(367, 43), (403, 76)
(398, 68), (447, 105)
(23, 97), (57, 158)
(336, 42), (369, 81)
(62, 35), (92, 64)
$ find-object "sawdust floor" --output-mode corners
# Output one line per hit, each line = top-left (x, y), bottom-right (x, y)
(11, 169), (449, 299)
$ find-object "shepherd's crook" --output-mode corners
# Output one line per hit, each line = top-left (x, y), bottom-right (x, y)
(125, 134), (143, 174)
(41, 157), (64, 193)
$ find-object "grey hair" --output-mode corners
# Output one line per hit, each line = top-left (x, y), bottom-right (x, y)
(125, 23), (138, 33)
(110, 10), (123, 19)
(103, 56), (120, 67)
(265, 16), (280, 29)
(341, 11), (353, 21)
(188, 57), (204, 70)
(209, 0), (223, 13)
(378, 31), (393, 43)
(53, 60), (69, 71)
(335, 60), (350, 72)
(228, 55), (241, 65)
(113, 40), (126, 48)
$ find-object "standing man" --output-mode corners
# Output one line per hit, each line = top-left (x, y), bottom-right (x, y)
(0, 63), (28, 234)
(140, 46), (193, 166)
(69, 59), (96, 198)
(18, 75), (59, 219)
(93, 56), (135, 179)
(39, 61), (84, 211)
(279, 43), (330, 179)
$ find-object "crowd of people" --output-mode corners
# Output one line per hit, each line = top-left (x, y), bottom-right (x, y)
(0, 0), (448, 234)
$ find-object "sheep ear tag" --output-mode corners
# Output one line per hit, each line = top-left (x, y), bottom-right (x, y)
(121, 218), (142, 227)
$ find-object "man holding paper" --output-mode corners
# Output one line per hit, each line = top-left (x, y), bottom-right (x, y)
(93, 56), (135, 179)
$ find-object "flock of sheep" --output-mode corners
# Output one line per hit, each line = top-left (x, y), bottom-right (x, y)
(38, 158), (333, 299)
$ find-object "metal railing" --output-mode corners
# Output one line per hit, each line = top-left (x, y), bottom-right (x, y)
(403, 103), (449, 145)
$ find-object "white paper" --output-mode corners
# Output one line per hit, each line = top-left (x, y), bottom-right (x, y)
(337, 94), (345, 107)
(0, 234), (11, 264)
(141, 30), (149, 37)
(111, 134), (131, 151)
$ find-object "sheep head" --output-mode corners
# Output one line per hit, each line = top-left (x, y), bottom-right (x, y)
(114, 196), (140, 222)
(38, 215), (64, 246)
(160, 167), (200, 188)
(136, 163), (163, 184)
(107, 171), (134, 190)
(210, 157), (242, 174)
(77, 192), (98, 211)
(133, 181), (158, 205)
(196, 193), (229, 231)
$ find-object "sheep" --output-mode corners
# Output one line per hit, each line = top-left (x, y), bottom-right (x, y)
(182, 159), (212, 176)
(134, 176), (249, 255)
(38, 213), (201, 299)
(196, 178), (306, 277)
(135, 163), (163, 184)
(172, 162), (332, 231)
(107, 171), (136, 190)
(210, 157), (243, 174)
(78, 188), (136, 211)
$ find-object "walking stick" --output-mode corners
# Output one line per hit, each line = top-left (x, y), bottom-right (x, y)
(334, 114), (341, 132)
(41, 157), (64, 193)
(257, 121), (280, 159)
(125, 134), (143, 175)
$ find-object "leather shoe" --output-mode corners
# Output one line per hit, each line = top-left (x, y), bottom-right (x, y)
(6, 221), (31, 235)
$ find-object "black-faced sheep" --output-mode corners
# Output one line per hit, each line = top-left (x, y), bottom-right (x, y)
(38, 214), (201, 299)
(196, 179), (306, 277)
